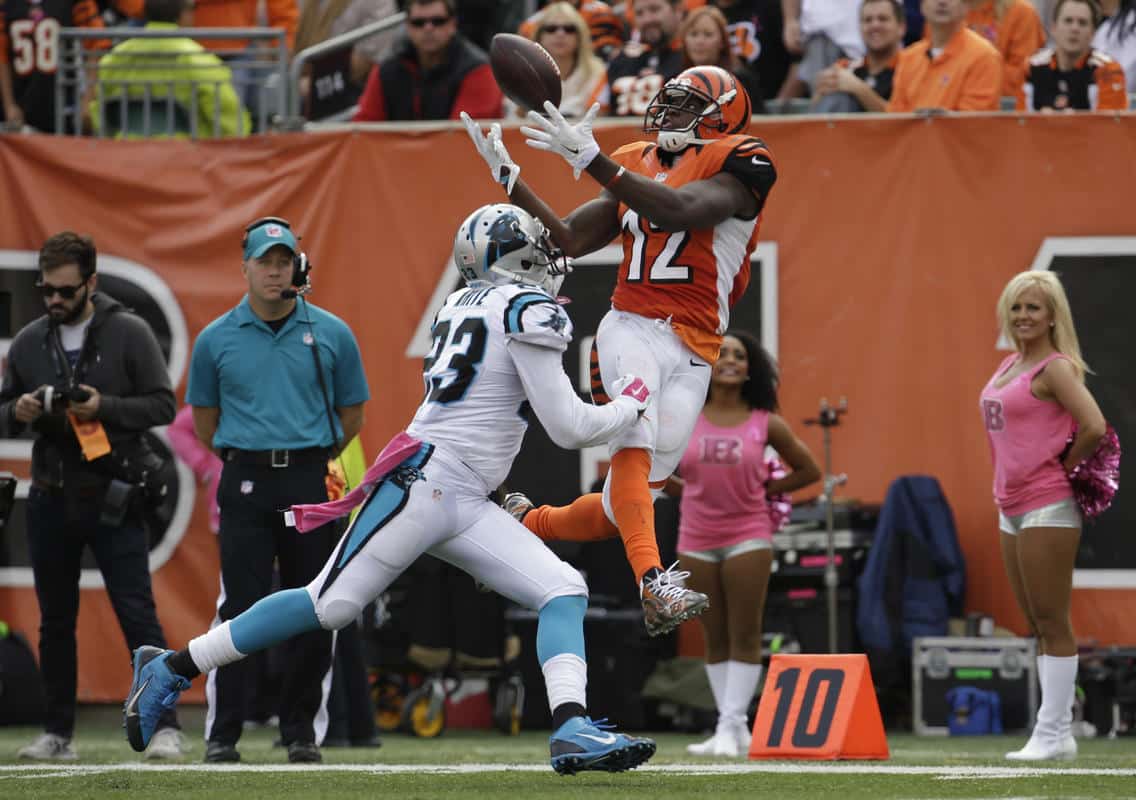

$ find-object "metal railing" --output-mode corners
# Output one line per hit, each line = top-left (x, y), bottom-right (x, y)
(57, 27), (289, 137)
(286, 12), (405, 128)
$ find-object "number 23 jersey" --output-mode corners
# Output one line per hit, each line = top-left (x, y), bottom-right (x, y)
(610, 135), (776, 363)
(407, 283), (574, 490)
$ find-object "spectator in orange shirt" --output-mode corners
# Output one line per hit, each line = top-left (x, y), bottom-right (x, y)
(814, 0), (906, 111)
(1025, 0), (1128, 110)
(888, 0), (1003, 111)
(966, 0), (1046, 106)
(114, 0), (299, 52)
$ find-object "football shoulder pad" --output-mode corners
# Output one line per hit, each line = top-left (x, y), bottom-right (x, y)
(499, 286), (573, 351)
(717, 135), (777, 206)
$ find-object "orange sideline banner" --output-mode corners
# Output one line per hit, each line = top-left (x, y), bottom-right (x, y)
(0, 115), (1134, 704)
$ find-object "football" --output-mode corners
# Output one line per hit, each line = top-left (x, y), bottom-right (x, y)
(489, 33), (562, 114)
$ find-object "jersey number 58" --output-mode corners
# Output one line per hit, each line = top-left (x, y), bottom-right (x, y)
(9, 18), (60, 77)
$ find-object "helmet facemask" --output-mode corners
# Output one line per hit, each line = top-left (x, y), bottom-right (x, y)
(644, 81), (733, 153)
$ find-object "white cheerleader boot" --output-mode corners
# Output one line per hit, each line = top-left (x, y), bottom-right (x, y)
(730, 718), (753, 756)
(709, 715), (748, 757)
(686, 730), (723, 756)
(1007, 654), (1078, 761)
(1005, 730), (1077, 761)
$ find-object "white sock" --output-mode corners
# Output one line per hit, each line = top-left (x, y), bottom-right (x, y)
(541, 653), (587, 713)
(1038, 654), (1078, 737)
(705, 661), (729, 720)
(722, 661), (763, 727)
(187, 621), (244, 673)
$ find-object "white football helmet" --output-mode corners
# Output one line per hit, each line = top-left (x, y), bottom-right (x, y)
(453, 204), (570, 295)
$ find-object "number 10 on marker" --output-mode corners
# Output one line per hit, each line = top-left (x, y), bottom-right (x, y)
(748, 654), (889, 760)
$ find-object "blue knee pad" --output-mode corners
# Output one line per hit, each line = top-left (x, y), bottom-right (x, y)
(536, 594), (587, 664)
(230, 588), (321, 655)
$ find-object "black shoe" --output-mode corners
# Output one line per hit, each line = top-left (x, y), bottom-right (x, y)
(287, 741), (322, 763)
(204, 742), (240, 763)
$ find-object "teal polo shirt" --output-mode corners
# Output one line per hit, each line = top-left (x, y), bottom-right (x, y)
(187, 296), (370, 450)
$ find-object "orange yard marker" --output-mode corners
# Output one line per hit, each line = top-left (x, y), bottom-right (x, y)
(748, 654), (889, 760)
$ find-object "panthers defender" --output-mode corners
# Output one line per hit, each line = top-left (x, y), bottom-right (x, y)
(124, 204), (657, 775)
(462, 65), (776, 636)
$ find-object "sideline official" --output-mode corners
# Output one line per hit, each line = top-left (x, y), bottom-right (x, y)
(187, 217), (368, 764)
(0, 232), (181, 760)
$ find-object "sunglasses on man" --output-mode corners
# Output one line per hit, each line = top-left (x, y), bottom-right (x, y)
(36, 281), (87, 300)
(408, 14), (451, 28)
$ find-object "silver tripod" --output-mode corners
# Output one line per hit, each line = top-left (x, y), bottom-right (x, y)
(805, 397), (848, 653)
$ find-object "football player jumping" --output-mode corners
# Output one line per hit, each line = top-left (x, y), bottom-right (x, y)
(462, 65), (777, 636)
(124, 204), (657, 775)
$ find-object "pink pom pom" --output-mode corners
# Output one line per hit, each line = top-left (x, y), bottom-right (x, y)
(765, 456), (792, 532)
(1064, 425), (1121, 521)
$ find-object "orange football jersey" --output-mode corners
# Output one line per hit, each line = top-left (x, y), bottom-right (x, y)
(609, 135), (775, 363)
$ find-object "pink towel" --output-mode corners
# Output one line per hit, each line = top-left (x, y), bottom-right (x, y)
(286, 432), (423, 533)
(167, 406), (223, 533)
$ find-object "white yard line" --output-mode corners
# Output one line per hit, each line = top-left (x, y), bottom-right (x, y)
(0, 763), (1134, 778)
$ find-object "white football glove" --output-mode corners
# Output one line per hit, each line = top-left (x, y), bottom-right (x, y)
(520, 101), (601, 179)
(610, 374), (651, 416)
(460, 112), (520, 195)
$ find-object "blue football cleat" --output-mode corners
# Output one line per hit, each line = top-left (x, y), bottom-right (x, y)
(124, 646), (191, 752)
(549, 716), (656, 775)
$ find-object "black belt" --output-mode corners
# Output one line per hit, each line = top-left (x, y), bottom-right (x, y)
(221, 446), (330, 468)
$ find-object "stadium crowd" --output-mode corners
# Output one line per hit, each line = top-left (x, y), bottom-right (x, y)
(1, 0), (1134, 137)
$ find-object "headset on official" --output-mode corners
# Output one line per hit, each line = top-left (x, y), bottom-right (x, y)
(241, 216), (312, 297)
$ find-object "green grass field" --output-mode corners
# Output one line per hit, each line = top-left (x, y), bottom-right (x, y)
(1, 707), (1133, 799)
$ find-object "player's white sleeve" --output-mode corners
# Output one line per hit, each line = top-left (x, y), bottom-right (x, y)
(502, 291), (573, 351)
(508, 339), (639, 449)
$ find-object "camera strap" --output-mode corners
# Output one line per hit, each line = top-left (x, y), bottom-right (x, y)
(49, 320), (111, 460)
(299, 298), (343, 470)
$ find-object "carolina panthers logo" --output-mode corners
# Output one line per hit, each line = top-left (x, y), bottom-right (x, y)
(539, 307), (569, 334)
(485, 214), (527, 268)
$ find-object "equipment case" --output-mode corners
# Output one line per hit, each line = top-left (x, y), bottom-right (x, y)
(912, 636), (1038, 735)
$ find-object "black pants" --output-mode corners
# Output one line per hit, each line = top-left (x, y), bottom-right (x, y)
(208, 460), (336, 748)
(26, 485), (179, 738)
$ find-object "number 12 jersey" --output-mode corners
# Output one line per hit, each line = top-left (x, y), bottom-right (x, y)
(610, 134), (776, 363)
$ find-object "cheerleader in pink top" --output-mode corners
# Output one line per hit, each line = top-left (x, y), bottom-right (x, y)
(981, 271), (1106, 762)
(670, 330), (820, 757)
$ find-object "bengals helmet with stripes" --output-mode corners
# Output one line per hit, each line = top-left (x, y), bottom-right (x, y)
(644, 65), (753, 153)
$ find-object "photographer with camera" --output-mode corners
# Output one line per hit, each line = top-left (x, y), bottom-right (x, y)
(0, 232), (182, 761)
(185, 217), (368, 764)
